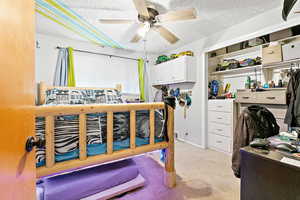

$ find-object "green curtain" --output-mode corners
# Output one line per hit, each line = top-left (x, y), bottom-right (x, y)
(67, 47), (76, 86)
(138, 58), (145, 101)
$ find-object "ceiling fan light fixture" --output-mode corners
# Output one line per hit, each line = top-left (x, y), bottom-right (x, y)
(137, 21), (151, 38)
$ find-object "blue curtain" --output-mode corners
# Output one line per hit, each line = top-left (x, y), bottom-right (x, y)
(53, 48), (69, 86)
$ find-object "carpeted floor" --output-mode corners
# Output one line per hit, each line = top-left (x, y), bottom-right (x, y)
(117, 141), (240, 200)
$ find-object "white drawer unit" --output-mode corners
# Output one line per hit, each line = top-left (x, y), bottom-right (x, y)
(208, 123), (232, 137)
(208, 100), (233, 112)
(208, 134), (232, 153)
(207, 99), (236, 154)
(151, 55), (196, 85)
(208, 111), (232, 125)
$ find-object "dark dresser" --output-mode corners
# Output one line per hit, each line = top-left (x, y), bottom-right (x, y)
(240, 147), (300, 200)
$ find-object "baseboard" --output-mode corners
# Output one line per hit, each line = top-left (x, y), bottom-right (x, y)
(176, 138), (205, 149)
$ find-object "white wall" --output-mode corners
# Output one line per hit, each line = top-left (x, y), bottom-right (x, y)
(163, 7), (300, 148)
(35, 33), (157, 94)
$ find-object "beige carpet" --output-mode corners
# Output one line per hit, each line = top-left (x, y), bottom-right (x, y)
(150, 140), (240, 200)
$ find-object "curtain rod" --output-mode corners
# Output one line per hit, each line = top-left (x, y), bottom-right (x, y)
(56, 46), (139, 61)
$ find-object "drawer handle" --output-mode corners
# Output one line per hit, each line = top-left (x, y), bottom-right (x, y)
(242, 97), (250, 99)
(266, 97), (275, 100)
(217, 117), (223, 120)
(216, 140), (222, 144)
(216, 129), (222, 131)
(267, 50), (274, 54)
(217, 106), (223, 108)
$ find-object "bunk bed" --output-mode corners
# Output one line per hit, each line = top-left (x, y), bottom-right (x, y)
(34, 82), (176, 188)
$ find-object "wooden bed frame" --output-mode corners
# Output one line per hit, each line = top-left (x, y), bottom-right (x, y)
(36, 82), (176, 188)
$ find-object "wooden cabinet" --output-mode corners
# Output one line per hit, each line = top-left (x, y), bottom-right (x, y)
(208, 100), (236, 154)
(236, 89), (286, 105)
(151, 55), (196, 85)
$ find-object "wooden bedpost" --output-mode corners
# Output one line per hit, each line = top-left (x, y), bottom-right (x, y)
(39, 81), (47, 105)
(165, 105), (176, 188)
(115, 84), (122, 92)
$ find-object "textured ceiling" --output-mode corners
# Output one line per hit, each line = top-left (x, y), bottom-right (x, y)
(36, 0), (284, 53)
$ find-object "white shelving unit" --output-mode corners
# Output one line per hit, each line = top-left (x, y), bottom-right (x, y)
(151, 55), (196, 86)
(206, 32), (300, 154)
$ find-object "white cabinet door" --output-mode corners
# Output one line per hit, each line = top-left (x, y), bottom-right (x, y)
(151, 65), (165, 84)
(169, 59), (186, 82)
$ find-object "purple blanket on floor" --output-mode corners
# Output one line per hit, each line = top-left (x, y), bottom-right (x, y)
(38, 159), (139, 200)
(119, 156), (178, 200)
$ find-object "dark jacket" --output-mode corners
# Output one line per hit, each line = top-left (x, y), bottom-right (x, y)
(285, 70), (300, 127)
(232, 105), (279, 178)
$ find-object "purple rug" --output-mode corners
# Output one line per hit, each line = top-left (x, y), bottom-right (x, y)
(117, 155), (178, 200)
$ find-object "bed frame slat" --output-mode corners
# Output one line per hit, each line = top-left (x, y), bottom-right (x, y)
(79, 114), (87, 160)
(107, 112), (114, 154)
(45, 116), (55, 168)
(150, 109), (155, 145)
(35, 103), (164, 116)
(130, 110), (136, 149)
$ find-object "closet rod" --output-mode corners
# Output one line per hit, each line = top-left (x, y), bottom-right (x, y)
(56, 47), (139, 61)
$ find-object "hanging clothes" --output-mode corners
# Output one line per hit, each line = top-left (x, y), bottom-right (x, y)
(138, 58), (145, 101)
(67, 47), (76, 87)
(284, 70), (300, 127)
(53, 48), (68, 86)
(232, 105), (279, 178)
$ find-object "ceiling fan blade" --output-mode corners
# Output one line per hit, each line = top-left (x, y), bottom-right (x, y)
(99, 19), (135, 24)
(130, 23), (145, 43)
(157, 8), (197, 23)
(282, 0), (298, 21)
(294, 11), (300, 13)
(153, 26), (179, 44)
(132, 0), (150, 18)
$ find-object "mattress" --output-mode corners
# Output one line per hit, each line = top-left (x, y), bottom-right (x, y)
(36, 159), (141, 200)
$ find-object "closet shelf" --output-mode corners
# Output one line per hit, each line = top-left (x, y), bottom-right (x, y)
(208, 45), (261, 60)
(263, 58), (300, 69)
(210, 65), (262, 75)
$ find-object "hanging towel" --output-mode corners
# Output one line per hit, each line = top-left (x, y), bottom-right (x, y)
(53, 48), (69, 86)
(67, 47), (76, 87)
(138, 58), (145, 101)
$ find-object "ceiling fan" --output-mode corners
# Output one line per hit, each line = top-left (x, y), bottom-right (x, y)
(99, 0), (197, 44)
